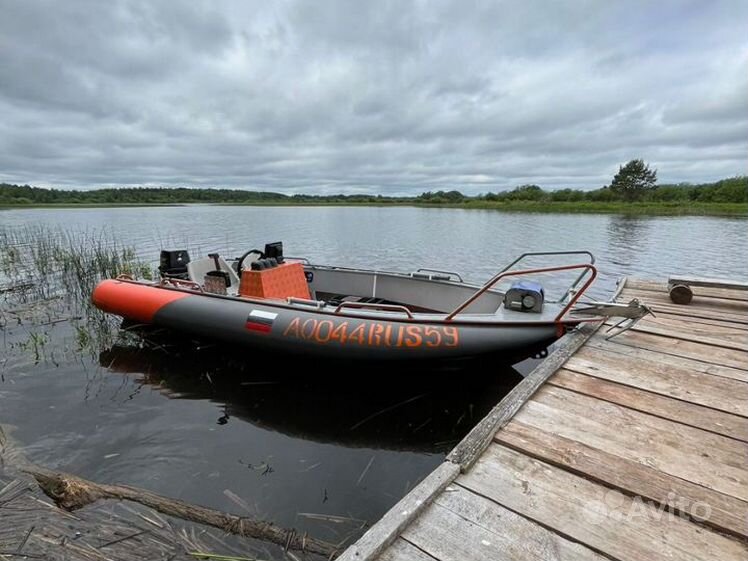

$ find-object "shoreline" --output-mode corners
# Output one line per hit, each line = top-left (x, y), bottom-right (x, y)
(1, 201), (746, 216)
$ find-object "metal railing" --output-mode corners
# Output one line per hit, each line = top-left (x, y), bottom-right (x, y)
(445, 261), (597, 323)
(497, 251), (595, 303)
(497, 251), (595, 274)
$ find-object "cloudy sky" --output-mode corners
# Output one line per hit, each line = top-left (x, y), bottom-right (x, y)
(0, 1), (746, 194)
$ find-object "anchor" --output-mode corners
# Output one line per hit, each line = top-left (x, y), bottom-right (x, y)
(571, 298), (655, 339)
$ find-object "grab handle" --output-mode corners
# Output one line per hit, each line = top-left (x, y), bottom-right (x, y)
(334, 301), (414, 319)
(287, 296), (325, 309)
(414, 268), (464, 282)
(160, 278), (203, 292)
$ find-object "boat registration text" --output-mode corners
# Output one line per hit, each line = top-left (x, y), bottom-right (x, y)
(283, 317), (459, 348)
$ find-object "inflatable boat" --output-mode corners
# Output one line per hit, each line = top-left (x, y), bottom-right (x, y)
(92, 245), (599, 364)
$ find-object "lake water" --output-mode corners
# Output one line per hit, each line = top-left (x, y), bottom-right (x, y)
(1, 206), (746, 556)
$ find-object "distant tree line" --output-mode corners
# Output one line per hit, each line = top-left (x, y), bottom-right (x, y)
(0, 185), (288, 205)
(2, 163), (746, 206)
(415, 167), (746, 204)
(478, 175), (746, 204)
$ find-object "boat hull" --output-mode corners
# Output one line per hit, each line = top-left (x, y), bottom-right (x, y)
(93, 279), (563, 363)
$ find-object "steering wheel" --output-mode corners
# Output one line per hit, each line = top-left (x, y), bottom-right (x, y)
(236, 248), (264, 273)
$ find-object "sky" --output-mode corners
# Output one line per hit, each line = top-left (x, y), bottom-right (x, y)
(0, 1), (746, 195)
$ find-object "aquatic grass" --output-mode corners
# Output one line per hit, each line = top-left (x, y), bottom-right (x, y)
(0, 225), (154, 361)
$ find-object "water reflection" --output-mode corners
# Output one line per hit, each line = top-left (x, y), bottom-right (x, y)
(606, 216), (651, 271)
(99, 343), (523, 454)
(3, 207), (746, 557)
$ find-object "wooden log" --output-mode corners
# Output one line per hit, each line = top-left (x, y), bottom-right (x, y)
(669, 283), (693, 305)
(21, 464), (339, 558)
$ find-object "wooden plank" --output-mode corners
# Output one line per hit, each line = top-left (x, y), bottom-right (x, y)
(549, 369), (748, 439)
(622, 285), (748, 310)
(652, 310), (748, 332)
(496, 420), (748, 537)
(589, 329), (748, 370)
(565, 346), (748, 416)
(379, 538), (438, 561)
(621, 288), (748, 319)
(400, 484), (605, 561)
(624, 280), (748, 300)
(584, 337), (748, 382)
(603, 317), (748, 351)
(336, 462), (459, 561)
(460, 444), (748, 561)
(669, 275), (748, 292)
(627, 278), (748, 302)
(517, 386), (748, 501)
(624, 300), (748, 325)
(447, 321), (601, 470)
(618, 312), (748, 340)
(633, 312), (748, 337)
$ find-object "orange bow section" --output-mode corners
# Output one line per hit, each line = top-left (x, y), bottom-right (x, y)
(92, 279), (191, 323)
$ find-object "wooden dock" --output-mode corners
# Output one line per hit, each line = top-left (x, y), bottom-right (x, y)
(339, 277), (748, 561)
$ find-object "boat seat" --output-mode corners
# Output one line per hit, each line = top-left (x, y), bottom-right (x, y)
(187, 256), (241, 294)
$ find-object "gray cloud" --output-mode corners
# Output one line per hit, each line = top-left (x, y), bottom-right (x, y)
(0, 0), (746, 195)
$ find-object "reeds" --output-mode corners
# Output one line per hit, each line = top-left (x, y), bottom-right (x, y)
(1, 225), (153, 360)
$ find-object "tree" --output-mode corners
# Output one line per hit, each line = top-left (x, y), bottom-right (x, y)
(610, 159), (657, 201)
(506, 184), (544, 201)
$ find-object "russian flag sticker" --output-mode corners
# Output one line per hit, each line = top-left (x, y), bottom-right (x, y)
(245, 309), (278, 333)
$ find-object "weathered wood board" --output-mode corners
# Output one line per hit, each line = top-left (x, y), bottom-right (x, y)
(460, 444), (748, 561)
(548, 368), (748, 439)
(344, 278), (748, 561)
(496, 420), (748, 537)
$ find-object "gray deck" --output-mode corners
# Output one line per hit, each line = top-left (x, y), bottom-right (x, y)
(339, 277), (748, 561)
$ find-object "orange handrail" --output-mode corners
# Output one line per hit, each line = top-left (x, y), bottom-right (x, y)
(445, 263), (598, 324)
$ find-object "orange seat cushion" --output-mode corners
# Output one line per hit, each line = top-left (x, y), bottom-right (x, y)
(239, 262), (310, 300)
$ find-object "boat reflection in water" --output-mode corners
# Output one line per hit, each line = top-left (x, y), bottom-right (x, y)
(99, 341), (524, 454)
